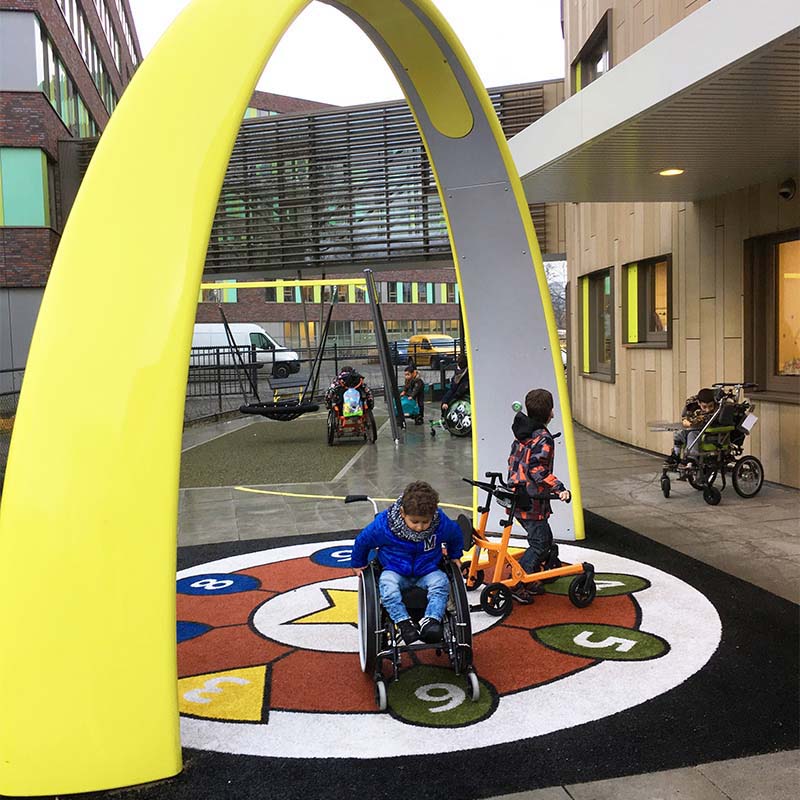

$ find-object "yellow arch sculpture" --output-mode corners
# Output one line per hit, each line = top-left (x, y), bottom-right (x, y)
(0, 0), (580, 793)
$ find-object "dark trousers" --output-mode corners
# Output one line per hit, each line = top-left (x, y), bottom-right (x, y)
(516, 516), (553, 574)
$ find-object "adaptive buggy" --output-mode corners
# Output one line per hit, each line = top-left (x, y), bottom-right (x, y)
(655, 382), (763, 505)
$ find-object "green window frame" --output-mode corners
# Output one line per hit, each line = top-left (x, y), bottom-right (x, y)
(622, 256), (672, 347)
(579, 267), (615, 380)
(0, 148), (51, 227)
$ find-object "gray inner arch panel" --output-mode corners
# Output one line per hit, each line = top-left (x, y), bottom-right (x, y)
(325, 0), (575, 538)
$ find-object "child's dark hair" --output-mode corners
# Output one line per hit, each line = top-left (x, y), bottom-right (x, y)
(401, 481), (439, 518)
(697, 387), (715, 404)
(524, 388), (554, 426)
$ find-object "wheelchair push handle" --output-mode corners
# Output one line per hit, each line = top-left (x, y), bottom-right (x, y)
(344, 494), (370, 504)
(344, 494), (380, 518)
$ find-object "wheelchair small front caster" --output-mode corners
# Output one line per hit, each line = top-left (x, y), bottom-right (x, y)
(703, 485), (721, 505)
(660, 475), (671, 498)
(374, 679), (388, 711)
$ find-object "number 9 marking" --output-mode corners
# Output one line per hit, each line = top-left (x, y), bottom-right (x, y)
(414, 683), (465, 713)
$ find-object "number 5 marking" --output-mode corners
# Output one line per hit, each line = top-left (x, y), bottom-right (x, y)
(573, 631), (637, 652)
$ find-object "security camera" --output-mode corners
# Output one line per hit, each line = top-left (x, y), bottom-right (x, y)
(778, 178), (796, 200)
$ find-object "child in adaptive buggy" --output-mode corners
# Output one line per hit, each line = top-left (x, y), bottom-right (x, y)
(325, 366), (378, 445)
(657, 382), (763, 505)
(348, 481), (479, 709)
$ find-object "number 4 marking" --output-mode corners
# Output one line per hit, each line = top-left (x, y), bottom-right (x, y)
(573, 630), (637, 652)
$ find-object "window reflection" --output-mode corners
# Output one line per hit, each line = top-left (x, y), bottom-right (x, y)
(777, 240), (800, 376)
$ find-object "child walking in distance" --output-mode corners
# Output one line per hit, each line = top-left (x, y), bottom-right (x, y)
(350, 481), (463, 645)
(507, 389), (570, 604)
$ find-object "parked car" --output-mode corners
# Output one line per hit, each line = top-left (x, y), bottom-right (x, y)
(407, 334), (457, 369)
(390, 339), (410, 365)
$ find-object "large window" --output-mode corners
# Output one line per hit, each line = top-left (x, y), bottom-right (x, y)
(745, 230), (800, 397)
(580, 268), (614, 379)
(200, 280), (237, 304)
(623, 256), (671, 347)
(572, 11), (610, 93)
(0, 148), (52, 227)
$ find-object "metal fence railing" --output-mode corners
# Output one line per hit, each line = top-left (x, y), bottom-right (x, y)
(184, 342), (464, 423)
(0, 367), (24, 493)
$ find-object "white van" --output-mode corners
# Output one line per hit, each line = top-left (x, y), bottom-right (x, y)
(191, 323), (301, 379)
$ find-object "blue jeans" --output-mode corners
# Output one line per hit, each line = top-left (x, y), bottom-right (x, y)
(517, 517), (554, 574)
(378, 569), (450, 623)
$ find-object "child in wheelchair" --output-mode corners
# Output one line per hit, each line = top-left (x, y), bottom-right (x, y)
(665, 387), (717, 466)
(657, 382), (763, 504)
(350, 481), (464, 645)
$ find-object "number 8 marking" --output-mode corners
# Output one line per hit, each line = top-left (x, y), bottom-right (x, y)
(190, 578), (234, 591)
(414, 683), (465, 713)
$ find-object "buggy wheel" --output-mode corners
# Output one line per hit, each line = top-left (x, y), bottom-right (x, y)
(480, 583), (512, 617)
(365, 409), (378, 444)
(466, 670), (480, 702)
(568, 574), (596, 608)
(660, 475), (671, 498)
(460, 561), (484, 591)
(358, 565), (381, 673)
(326, 410), (337, 446)
(374, 679), (388, 711)
(732, 455), (763, 498)
(703, 486), (722, 505)
(687, 469), (705, 490)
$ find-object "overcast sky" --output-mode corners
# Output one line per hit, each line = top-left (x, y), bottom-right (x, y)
(127, 0), (565, 106)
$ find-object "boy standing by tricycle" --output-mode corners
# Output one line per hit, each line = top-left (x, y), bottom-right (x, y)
(507, 388), (571, 604)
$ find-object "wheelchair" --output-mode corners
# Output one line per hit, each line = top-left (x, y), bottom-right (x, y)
(459, 472), (596, 616)
(658, 382), (763, 506)
(346, 494), (479, 711)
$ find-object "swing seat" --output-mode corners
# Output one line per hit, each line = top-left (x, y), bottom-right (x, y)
(239, 400), (320, 421)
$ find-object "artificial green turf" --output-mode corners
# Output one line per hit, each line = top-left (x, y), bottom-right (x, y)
(180, 416), (384, 488)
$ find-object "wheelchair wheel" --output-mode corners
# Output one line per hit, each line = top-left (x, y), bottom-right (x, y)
(466, 670), (480, 702)
(365, 409), (378, 444)
(444, 561), (473, 672)
(660, 475), (671, 498)
(732, 455), (763, 498)
(460, 560), (484, 591)
(687, 469), (705, 490)
(326, 410), (337, 446)
(703, 485), (722, 505)
(568, 574), (596, 608)
(480, 583), (512, 617)
(357, 564), (382, 673)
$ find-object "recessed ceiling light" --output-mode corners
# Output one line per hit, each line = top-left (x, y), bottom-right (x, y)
(658, 168), (685, 177)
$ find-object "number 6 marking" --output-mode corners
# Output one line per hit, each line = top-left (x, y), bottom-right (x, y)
(414, 683), (465, 713)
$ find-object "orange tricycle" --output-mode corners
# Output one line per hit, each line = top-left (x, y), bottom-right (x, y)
(459, 472), (596, 616)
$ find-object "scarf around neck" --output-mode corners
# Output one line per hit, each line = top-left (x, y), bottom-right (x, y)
(387, 497), (440, 542)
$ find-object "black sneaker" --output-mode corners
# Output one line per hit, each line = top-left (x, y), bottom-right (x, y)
(664, 453), (680, 466)
(418, 616), (443, 643)
(510, 585), (535, 604)
(397, 619), (419, 645)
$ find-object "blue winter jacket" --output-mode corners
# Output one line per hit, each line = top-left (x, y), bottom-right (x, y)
(350, 509), (464, 577)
